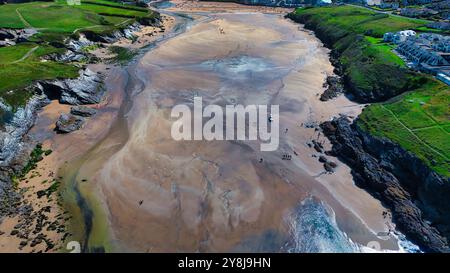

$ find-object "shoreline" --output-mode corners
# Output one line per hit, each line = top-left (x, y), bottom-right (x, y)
(68, 3), (399, 252)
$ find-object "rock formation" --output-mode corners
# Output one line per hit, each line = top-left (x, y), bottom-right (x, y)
(36, 68), (105, 105)
(55, 113), (85, 134)
(70, 106), (96, 117)
(321, 116), (450, 253)
(0, 28), (36, 47)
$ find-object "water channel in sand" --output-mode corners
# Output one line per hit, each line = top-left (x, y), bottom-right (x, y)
(52, 3), (403, 252)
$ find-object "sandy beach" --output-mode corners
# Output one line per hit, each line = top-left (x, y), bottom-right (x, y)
(168, 0), (293, 13)
(1, 1), (400, 253)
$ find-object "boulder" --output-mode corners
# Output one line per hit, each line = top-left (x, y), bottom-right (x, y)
(320, 76), (344, 101)
(45, 50), (86, 63)
(323, 161), (336, 172)
(318, 155), (328, 163)
(0, 29), (14, 40)
(311, 139), (324, 153)
(55, 114), (84, 134)
(70, 106), (97, 117)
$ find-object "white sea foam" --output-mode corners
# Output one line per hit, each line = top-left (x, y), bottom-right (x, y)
(286, 197), (359, 253)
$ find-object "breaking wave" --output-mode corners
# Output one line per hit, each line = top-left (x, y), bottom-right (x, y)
(286, 197), (358, 253)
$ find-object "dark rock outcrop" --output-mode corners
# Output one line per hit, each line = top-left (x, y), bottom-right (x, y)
(0, 95), (49, 165)
(0, 95), (49, 219)
(55, 113), (84, 134)
(82, 22), (144, 44)
(36, 68), (105, 105)
(44, 50), (87, 63)
(320, 116), (450, 253)
(44, 34), (100, 63)
(70, 106), (96, 117)
(320, 75), (344, 101)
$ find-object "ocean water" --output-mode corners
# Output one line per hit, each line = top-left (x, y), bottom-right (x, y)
(285, 197), (423, 253)
(286, 197), (358, 253)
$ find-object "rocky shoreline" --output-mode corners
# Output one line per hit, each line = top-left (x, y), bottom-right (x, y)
(286, 10), (450, 252)
(320, 117), (450, 253)
(320, 75), (344, 101)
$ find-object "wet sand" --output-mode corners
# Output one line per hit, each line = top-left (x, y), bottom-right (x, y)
(168, 0), (292, 13)
(2, 1), (402, 252)
(64, 6), (399, 252)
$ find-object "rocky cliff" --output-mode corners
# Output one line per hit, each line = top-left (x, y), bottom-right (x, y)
(321, 117), (450, 253)
(36, 68), (105, 105)
(0, 66), (104, 217)
(0, 95), (48, 218)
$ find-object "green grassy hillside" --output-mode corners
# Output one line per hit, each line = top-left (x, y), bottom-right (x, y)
(288, 6), (429, 102)
(358, 79), (449, 177)
(288, 6), (449, 177)
(0, 43), (78, 109)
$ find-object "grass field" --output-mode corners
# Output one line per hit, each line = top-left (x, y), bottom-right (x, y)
(290, 6), (449, 177)
(416, 26), (450, 35)
(0, 43), (78, 109)
(364, 36), (406, 67)
(0, 1), (156, 34)
(0, 3), (27, 28)
(358, 79), (449, 176)
(293, 6), (427, 38)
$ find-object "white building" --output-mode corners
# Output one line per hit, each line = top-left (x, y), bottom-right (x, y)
(384, 30), (416, 44)
(393, 30), (416, 44)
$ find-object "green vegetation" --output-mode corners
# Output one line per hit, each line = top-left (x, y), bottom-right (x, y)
(106, 45), (138, 65)
(10, 143), (53, 187)
(37, 180), (61, 198)
(0, 43), (79, 109)
(0, 1), (156, 35)
(358, 79), (449, 176)
(364, 36), (405, 67)
(370, 6), (394, 12)
(415, 26), (450, 35)
(292, 6), (427, 38)
(0, 3), (28, 28)
(289, 6), (428, 102)
(289, 6), (449, 177)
